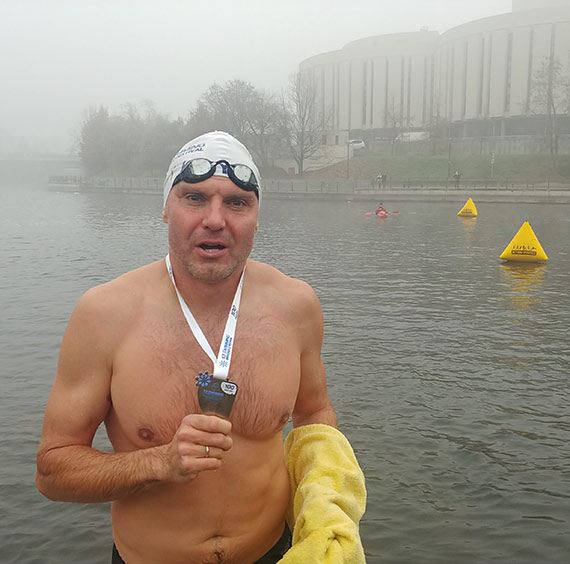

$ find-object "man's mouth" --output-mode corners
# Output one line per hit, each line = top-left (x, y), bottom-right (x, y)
(199, 243), (225, 253)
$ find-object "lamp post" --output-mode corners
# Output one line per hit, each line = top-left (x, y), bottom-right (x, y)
(341, 129), (351, 179)
(446, 124), (452, 180)
(447, 138), (452, 179)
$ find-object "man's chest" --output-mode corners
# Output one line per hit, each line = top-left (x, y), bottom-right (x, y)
(108, 311), (301, 446)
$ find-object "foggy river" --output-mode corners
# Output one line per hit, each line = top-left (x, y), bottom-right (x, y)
(1, 183), (569, 563)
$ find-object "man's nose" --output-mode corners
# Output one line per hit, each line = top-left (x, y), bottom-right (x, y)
(201, 199), (226, 230)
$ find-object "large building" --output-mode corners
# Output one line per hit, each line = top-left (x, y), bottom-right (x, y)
(300, 0), (570, 154)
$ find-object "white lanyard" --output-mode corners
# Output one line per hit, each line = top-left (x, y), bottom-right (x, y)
(165, 254), (244, 381)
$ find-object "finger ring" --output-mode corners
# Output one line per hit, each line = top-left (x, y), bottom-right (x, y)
(205, 445), (210, 458)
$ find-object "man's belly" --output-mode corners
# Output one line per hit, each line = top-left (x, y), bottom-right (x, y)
(111, 446), (290, 564)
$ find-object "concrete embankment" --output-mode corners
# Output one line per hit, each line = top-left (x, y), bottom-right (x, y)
(263, 188), (570, 204)
(48, 177), (570, 204)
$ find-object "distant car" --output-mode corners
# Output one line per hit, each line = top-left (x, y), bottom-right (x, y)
(395, 131), (430, 143)
(349, 139), (366, 150)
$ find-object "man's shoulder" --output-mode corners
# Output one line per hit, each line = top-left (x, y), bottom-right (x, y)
(248, 259), (308, 285)
(78, 260), (164, 316)
(247, 260), (318, 303)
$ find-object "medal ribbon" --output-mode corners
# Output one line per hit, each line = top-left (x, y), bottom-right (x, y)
(165, 254), (244, 381)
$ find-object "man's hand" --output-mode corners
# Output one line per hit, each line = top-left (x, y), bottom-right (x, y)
(163, 414), (233, 482)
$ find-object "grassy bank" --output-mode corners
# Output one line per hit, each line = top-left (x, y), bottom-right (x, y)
(303, 153), (570, 184)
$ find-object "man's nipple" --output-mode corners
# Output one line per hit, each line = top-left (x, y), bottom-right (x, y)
(138, 427), (155, 442)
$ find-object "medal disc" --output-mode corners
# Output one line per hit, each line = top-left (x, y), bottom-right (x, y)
(195, 371), (238, 418)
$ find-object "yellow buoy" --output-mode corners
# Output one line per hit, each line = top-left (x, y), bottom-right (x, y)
(499, 221), (548, 263)
(457, 197), (478, 217)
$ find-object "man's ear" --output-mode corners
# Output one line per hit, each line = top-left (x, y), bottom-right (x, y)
(162, 205), (169, 224)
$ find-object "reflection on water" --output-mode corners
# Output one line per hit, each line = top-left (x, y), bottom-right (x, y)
(458, 216), (477, 247)
(500, 262), (547, 311)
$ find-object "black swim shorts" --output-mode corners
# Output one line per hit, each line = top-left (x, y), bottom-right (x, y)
(112, 525), (292, 564)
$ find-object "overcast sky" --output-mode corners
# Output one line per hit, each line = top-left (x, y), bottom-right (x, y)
(0, 0), (512, 154)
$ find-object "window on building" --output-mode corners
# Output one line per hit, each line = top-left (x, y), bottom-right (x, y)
(478, 37), (485, 117)
(362, 60), (367, 125)
(370, 61), (374, 126)
(525, 28), (534, 115)
(505, 32), (513, 113)
(462, 41), (468, 118)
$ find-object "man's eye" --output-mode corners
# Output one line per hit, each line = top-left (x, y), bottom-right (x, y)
(229, 198), (246, 207)
(185, 193), (202, 202)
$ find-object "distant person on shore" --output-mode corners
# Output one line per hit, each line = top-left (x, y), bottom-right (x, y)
(376, 173), (387, 190)
(454, 170), (461, 188)
(36, 131), (366, 564)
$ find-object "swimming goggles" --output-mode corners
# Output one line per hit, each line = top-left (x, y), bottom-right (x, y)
(172, 158), (259, 198)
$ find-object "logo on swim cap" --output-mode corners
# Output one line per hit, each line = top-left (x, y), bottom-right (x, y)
(175, 142), (205, 159)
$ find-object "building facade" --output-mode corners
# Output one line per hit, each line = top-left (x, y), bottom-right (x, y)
(300, 1), (570, 153)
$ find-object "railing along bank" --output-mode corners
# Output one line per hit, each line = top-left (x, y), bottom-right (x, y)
(49, 175), (570, 194)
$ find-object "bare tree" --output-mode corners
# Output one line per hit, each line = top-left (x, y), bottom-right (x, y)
(78, 105), (112, 175)
(199, 80), (253, 138)
(186, 101), (219, 138)
(384, 95), (405, 155)
(526, 54), (570, 156)
(427, 92), (449, 156)
(240, 88), (281, 170)
(279, 71), (331, 176)
(191, 80), (280, 168)
(78, 103), (190, 176)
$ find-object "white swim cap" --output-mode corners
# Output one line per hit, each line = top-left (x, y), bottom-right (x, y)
(162, 130), (262, 208)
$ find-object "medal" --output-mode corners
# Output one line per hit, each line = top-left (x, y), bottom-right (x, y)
(196, 371), (238, 418)
(166, 254), (244, 419)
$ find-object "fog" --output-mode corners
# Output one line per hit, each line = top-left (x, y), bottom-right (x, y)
(0, 0), (511, 155)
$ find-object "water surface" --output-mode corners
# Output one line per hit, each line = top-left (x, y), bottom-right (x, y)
(1, 184), (569, 563)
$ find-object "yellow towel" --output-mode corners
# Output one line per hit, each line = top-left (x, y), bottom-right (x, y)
(277, 424), (367, 564)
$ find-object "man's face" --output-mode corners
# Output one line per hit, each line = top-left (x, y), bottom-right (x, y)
(162, 175), (259, 282)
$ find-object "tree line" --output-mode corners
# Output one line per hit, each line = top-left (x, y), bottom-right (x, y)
(78, 72), (329, 177)
(79, 54), (570, 179)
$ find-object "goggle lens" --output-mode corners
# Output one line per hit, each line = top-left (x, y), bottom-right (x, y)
(233, 164), (254, 184)
(188, 158), (214, 176)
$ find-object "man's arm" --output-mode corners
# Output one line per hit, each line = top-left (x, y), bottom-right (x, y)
(291, 282), (337, 428)
(36, 285), (231, 503)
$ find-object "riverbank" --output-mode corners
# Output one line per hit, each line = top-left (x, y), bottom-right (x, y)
(264, 189), (570, 204)
(48, 176), (570, 204)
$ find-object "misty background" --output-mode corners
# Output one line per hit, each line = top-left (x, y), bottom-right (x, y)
(0, 0), (512, 156)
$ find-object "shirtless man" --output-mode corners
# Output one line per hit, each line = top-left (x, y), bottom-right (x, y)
(36, 131), (337, 564)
